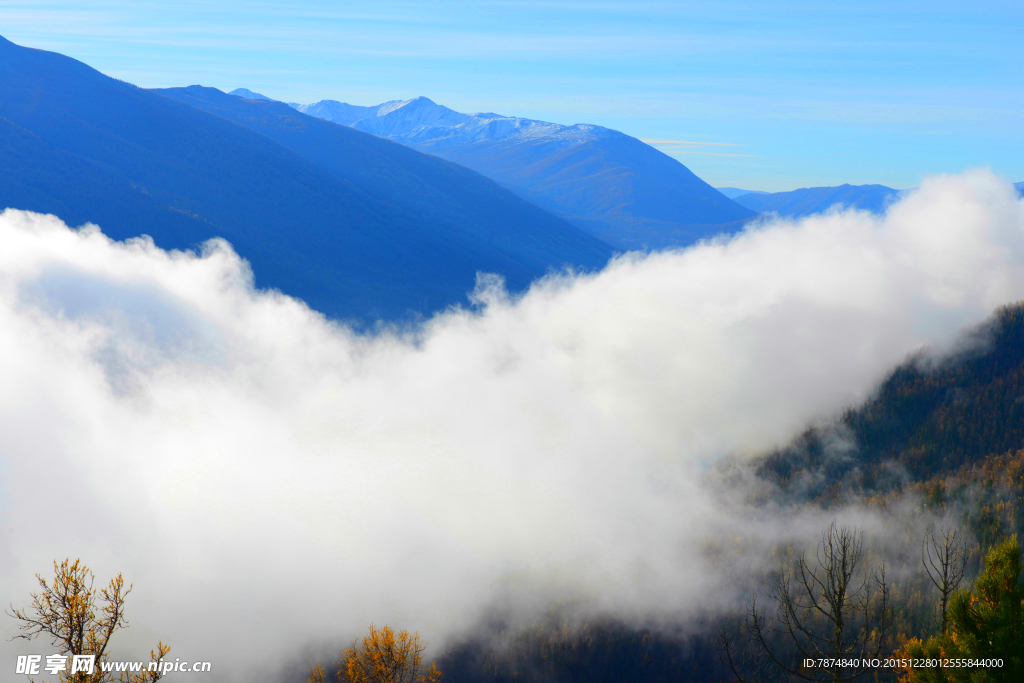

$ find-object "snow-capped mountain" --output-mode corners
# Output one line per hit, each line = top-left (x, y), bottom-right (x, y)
(275, 94), (756, 249)
(292, 96), (618, 149)
(354, 97), (473, 138)
(293, 99), (381, 126)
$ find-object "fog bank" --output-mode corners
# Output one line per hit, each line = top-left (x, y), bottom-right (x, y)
(0, 170), (1021, 680)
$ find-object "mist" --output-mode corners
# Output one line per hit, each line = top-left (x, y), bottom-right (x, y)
(0, 170), (1021, 681)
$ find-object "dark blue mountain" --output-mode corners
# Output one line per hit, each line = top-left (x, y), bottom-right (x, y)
(0, 36), (612, 321)
(287, 96), (758, 250)
(731, 184), (900, 218)
(439, 129), (759, 250)
(1016, 181), (1023, 194)
(151, 86), (612, 279)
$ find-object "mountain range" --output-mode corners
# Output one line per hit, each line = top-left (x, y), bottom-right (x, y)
(285, 95), (757, 250)
(227, 87), (273, 101)
(0, 36), (612, 321)
(715, 187), (768, 200)
(4, 36), (1017, 322)
(728, 183), (902, 218)
(722, 182), (1023, 216)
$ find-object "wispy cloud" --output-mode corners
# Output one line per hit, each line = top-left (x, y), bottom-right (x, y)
(642, 139), (754, 158)
(641, 138), (740, 146)
(667, 151), (757, 157)
(3, 0), (1022, 187)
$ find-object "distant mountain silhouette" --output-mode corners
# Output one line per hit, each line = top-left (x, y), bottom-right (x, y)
(228, 87), (273, 101)
(732, 184), (901, 218)
(715, 187), (768, 199)
(1015, 181), (1023, 194)
(294, 99), (380, 125)
(0, 36), (612, 321)
(283, 95), (757, 250)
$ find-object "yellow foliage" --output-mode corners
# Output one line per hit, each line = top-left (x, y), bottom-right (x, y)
(308, 624), (442, 683)
(309, 663), (328, 683)
(340, 624), (441, 683)
(6, 558), (169, 683)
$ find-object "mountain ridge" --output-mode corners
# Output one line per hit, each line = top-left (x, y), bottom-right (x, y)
(153, 85), (612, 273)
(228, 87), (273, 101)
(274, 93), (757, 250)
(715, 187), (769, 199)
(732, 183), (901, 218)
(0, 36), (612, 321)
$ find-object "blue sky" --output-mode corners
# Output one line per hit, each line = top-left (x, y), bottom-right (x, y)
(3, 0), (1021, 191)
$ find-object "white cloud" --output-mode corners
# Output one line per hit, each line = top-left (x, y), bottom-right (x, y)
(0, 170), (1021, 680)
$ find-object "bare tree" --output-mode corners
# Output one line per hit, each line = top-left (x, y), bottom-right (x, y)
(921, 527), (968, 633)
(720, 521), (890, 683)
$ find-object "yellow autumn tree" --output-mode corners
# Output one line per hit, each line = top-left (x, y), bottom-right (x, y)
(309, 624), (442, 683)
(7, 558), (169, 683)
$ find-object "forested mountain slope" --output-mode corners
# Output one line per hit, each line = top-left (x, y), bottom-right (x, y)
(760, 302), (1024, 499)
(427, 303), (1024, 683)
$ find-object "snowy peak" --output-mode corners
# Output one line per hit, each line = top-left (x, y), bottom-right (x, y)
(289, 94), (616, 148)
(229, 88), (274, 101)
(280, 92), (754, 249)
(376, 96), (440, 116)
(294, 100), (383, 126)
(356, 97), (473, 137)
